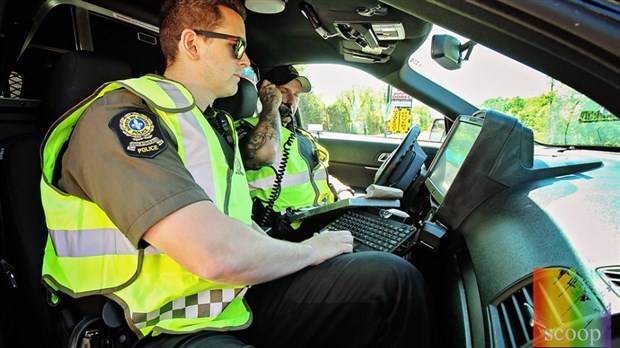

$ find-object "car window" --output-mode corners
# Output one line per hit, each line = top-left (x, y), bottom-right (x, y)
(296, 64), (441, 141)
(409, 25), (620, 148)
(296, 24), (619, 149)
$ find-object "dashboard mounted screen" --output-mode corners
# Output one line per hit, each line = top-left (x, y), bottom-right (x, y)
(428, 110), (601, 232)
(425, 110), (536, 231)
(425, 117), (482, 205)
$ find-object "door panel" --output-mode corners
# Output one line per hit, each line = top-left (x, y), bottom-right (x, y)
(318, 133), (440, 192)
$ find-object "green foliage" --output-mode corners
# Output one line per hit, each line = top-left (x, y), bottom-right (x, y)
(298, 77), (618, 147)
(327, 90), (354, 133)
(412, 106), (432, 131)
(354, 88), (386, 135)
(480, 83), (619, 147)
(299, 86), (436, 136)
(299, 87), (388, 135)
(298, 92), (327, 128)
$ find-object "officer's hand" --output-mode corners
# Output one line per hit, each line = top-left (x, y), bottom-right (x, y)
(300, 230), (354, 265)
(259, 79), (282, 111)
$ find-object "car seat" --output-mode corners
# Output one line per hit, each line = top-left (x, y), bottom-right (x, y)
(213, 65), (258, 120)
(0, 50), (134, 347)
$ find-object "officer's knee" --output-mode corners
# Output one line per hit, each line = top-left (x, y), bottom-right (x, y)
(349, 252), (424, 287)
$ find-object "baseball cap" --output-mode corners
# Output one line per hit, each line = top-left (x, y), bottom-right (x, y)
(263, 65), (312, 93)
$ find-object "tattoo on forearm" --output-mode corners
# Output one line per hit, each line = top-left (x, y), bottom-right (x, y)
(239, 98), (283, 168)
(246, 129), (274, 156)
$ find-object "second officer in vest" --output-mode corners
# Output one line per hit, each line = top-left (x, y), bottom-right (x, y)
(236, 65), (355, 240)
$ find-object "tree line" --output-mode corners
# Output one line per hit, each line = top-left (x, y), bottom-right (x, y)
(297, 82), (619, 147)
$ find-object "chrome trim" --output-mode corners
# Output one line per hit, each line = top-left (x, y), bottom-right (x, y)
(20, 0), (159, 58)
(377, 152), (392, 162)
(75, 7), (93, 51)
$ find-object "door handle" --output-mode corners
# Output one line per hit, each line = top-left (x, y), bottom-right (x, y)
(377, 152), (392, 162)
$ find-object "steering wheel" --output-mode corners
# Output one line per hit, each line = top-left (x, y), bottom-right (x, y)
(374, 125), (426, 191)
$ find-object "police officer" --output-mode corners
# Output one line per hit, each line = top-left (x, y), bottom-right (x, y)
(40, 0), (430, 347)
(237, 65), (355, 240)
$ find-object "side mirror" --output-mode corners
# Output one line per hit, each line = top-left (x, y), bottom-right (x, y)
(307, 123), (324, 139)
(431, 34), (477, 70)
(428, 118), (445, 142)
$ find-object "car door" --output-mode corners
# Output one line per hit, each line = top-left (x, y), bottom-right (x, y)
(317, 133), (440, 191)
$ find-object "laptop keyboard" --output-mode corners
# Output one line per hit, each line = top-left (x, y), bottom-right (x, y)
(320, 209), (417, 253)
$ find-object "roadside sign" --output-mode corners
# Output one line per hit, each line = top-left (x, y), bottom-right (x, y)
(388, 107), (411, 133)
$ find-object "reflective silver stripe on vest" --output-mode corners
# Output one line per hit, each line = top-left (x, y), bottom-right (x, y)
(153, 81), (217, 205)
(177, 110), (217, 205)
(153, 80), (193, 109)
(248, 168), (327, 190)
(49, 229), (161, 257)
(131, 287), (248, 330)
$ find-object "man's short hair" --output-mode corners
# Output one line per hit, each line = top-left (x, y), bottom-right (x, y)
(159, 0), (246, 64)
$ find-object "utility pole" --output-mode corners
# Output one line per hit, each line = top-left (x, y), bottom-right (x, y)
(384, 84), (392, 137)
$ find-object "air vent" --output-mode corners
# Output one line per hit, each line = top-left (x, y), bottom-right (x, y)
(493, 283), (534, 348)
(598, 266), (620, 296)
(492, 269), (610, 348)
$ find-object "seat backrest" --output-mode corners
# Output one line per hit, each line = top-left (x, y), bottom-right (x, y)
(213, 73), (258, 120)
(41, 50), (134, 131)
(0, 51), (133, 347)
(0, 133), (53, 346)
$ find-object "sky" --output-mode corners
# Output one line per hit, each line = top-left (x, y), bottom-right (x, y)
(303, 64), (384, 105)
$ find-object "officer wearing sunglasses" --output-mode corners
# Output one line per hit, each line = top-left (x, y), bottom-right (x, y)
(40, 0), (431, 347)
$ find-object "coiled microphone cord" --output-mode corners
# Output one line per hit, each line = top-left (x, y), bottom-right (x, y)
(260, 130), (296, 227)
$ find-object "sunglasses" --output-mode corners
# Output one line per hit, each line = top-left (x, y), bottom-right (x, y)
(189, 29), (247, 60)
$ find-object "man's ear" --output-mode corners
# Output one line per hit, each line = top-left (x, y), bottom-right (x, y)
(178, 29), (201, 61)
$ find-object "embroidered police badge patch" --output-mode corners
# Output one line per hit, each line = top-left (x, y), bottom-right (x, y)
(109, 109), (167, 158)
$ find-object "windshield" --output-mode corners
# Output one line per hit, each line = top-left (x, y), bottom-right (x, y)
(408, 26), (620, 148)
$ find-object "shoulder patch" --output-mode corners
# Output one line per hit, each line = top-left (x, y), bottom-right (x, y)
(109, 109), (167, 158)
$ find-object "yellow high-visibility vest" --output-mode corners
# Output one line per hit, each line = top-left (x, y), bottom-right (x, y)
(238, 118), (335, 220)
(41, 75), (253, 338)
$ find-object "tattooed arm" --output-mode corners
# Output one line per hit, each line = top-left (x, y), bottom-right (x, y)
(240, 79), (283, 169)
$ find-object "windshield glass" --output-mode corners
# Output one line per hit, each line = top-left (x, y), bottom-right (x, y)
(408, 25), (620, 148)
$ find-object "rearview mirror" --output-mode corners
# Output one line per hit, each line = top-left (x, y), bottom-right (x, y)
(431, 34), (476, 70)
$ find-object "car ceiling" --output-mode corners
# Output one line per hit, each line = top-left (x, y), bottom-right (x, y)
(81, 0), (433, 80)
(244, 0), (430, 74)
(2, 0), (429, 73)
(2, 0), (619, 115)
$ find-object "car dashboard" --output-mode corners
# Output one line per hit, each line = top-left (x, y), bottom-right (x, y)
(456, 148), (619, 347)
(305, 110), (620, 347)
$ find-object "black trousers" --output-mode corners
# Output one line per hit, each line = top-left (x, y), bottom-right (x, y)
(135, 252), (431, 348)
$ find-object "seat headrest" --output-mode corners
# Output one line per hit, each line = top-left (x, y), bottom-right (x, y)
(43, 51), (133, 129)
(213, 75), (258, 120)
